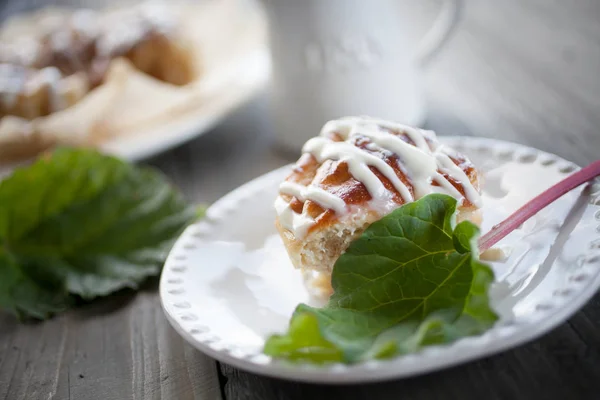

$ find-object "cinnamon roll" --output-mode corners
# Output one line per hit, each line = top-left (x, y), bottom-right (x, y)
(0, 64), (89, 119)
(274, 117), (482, 296)
(0, 1), (197, 122)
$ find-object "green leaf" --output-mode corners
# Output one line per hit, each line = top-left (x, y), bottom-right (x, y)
(196, 204), (208, 220)
(263, 312), (344, 363)
(264, 194), (497, 364)
(0, 249), (71, 320)
(0, 148), (197, 319)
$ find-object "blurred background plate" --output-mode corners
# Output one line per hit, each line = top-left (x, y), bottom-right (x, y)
(0, 0), (270, 177)
(100, 47), (270, 162)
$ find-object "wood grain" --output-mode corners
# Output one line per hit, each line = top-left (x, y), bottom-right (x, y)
(2, 0), (600, 399)
(0, 284), (223, 400)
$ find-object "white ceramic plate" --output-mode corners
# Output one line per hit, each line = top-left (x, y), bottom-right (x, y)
(160, 137), (600, 383)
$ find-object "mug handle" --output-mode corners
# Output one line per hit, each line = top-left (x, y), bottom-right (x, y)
(415, 0), (464, 67)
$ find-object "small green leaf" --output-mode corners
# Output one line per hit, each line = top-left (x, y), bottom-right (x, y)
(196, 204), (208, 220)
(264, 194), (497, 364)
(0, 148), (197, 319)
(453, 221), (480, 254)
(263, 312), (344, 364)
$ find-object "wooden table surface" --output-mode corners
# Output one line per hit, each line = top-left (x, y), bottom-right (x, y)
(2, 0), (600, 399)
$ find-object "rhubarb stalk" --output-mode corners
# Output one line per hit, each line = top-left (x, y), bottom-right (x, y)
(479, 160), (600, 252)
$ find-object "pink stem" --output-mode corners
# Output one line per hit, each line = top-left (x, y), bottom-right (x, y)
(479, 160), (600, 252)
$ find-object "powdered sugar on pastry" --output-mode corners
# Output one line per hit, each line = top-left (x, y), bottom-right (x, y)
(96, 2), (176, 58)
(0, 64), (25, 108)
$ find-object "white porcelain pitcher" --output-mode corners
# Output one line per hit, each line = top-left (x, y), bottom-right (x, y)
(262, 0), (463, 152)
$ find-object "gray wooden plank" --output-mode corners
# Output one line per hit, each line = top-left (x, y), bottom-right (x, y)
(0, 285), (222, 400)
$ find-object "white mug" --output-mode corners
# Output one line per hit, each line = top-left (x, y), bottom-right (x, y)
(262, 0), (463, 152)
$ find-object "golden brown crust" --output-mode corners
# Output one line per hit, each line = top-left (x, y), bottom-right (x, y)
(0, 118), (54, 165)
(0, 65), (91, 121)
(275, 219), (302, 270)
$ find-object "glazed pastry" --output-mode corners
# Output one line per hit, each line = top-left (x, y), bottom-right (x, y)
(0, 64), (89, 119)
(0, 116), (54, 164)
(95, 3), (196, 86)
(0, 1), (197, 122)
(23, 3), (195, 86)
(0, 0), (259, 165)
(274, 117), (482, 295)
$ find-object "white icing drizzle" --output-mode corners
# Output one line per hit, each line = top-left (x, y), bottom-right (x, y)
(96, 22), (144, 57)
(274, 196), (316, 239)
(304, 137), (412, 202)
(0, 64), (69, 114)
(50, 30), (71, 52)
(25, 67), (65, 112)
(435, 146), (482, 204)
(70, 9), (100, 40)
(96, 1), (175, 57)
(0, 64), (26, 109)
(0, 39), (40, 67)
(357, 128), (434, 199)
(280, 181), (347, 214)
(139, 1), (176, 34)
(275, 116), (482, 238)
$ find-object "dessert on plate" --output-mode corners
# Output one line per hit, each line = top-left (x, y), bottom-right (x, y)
(274, 116), (483, 296)
(0, 1), (200, 164)
(0, 0), (261, 165)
